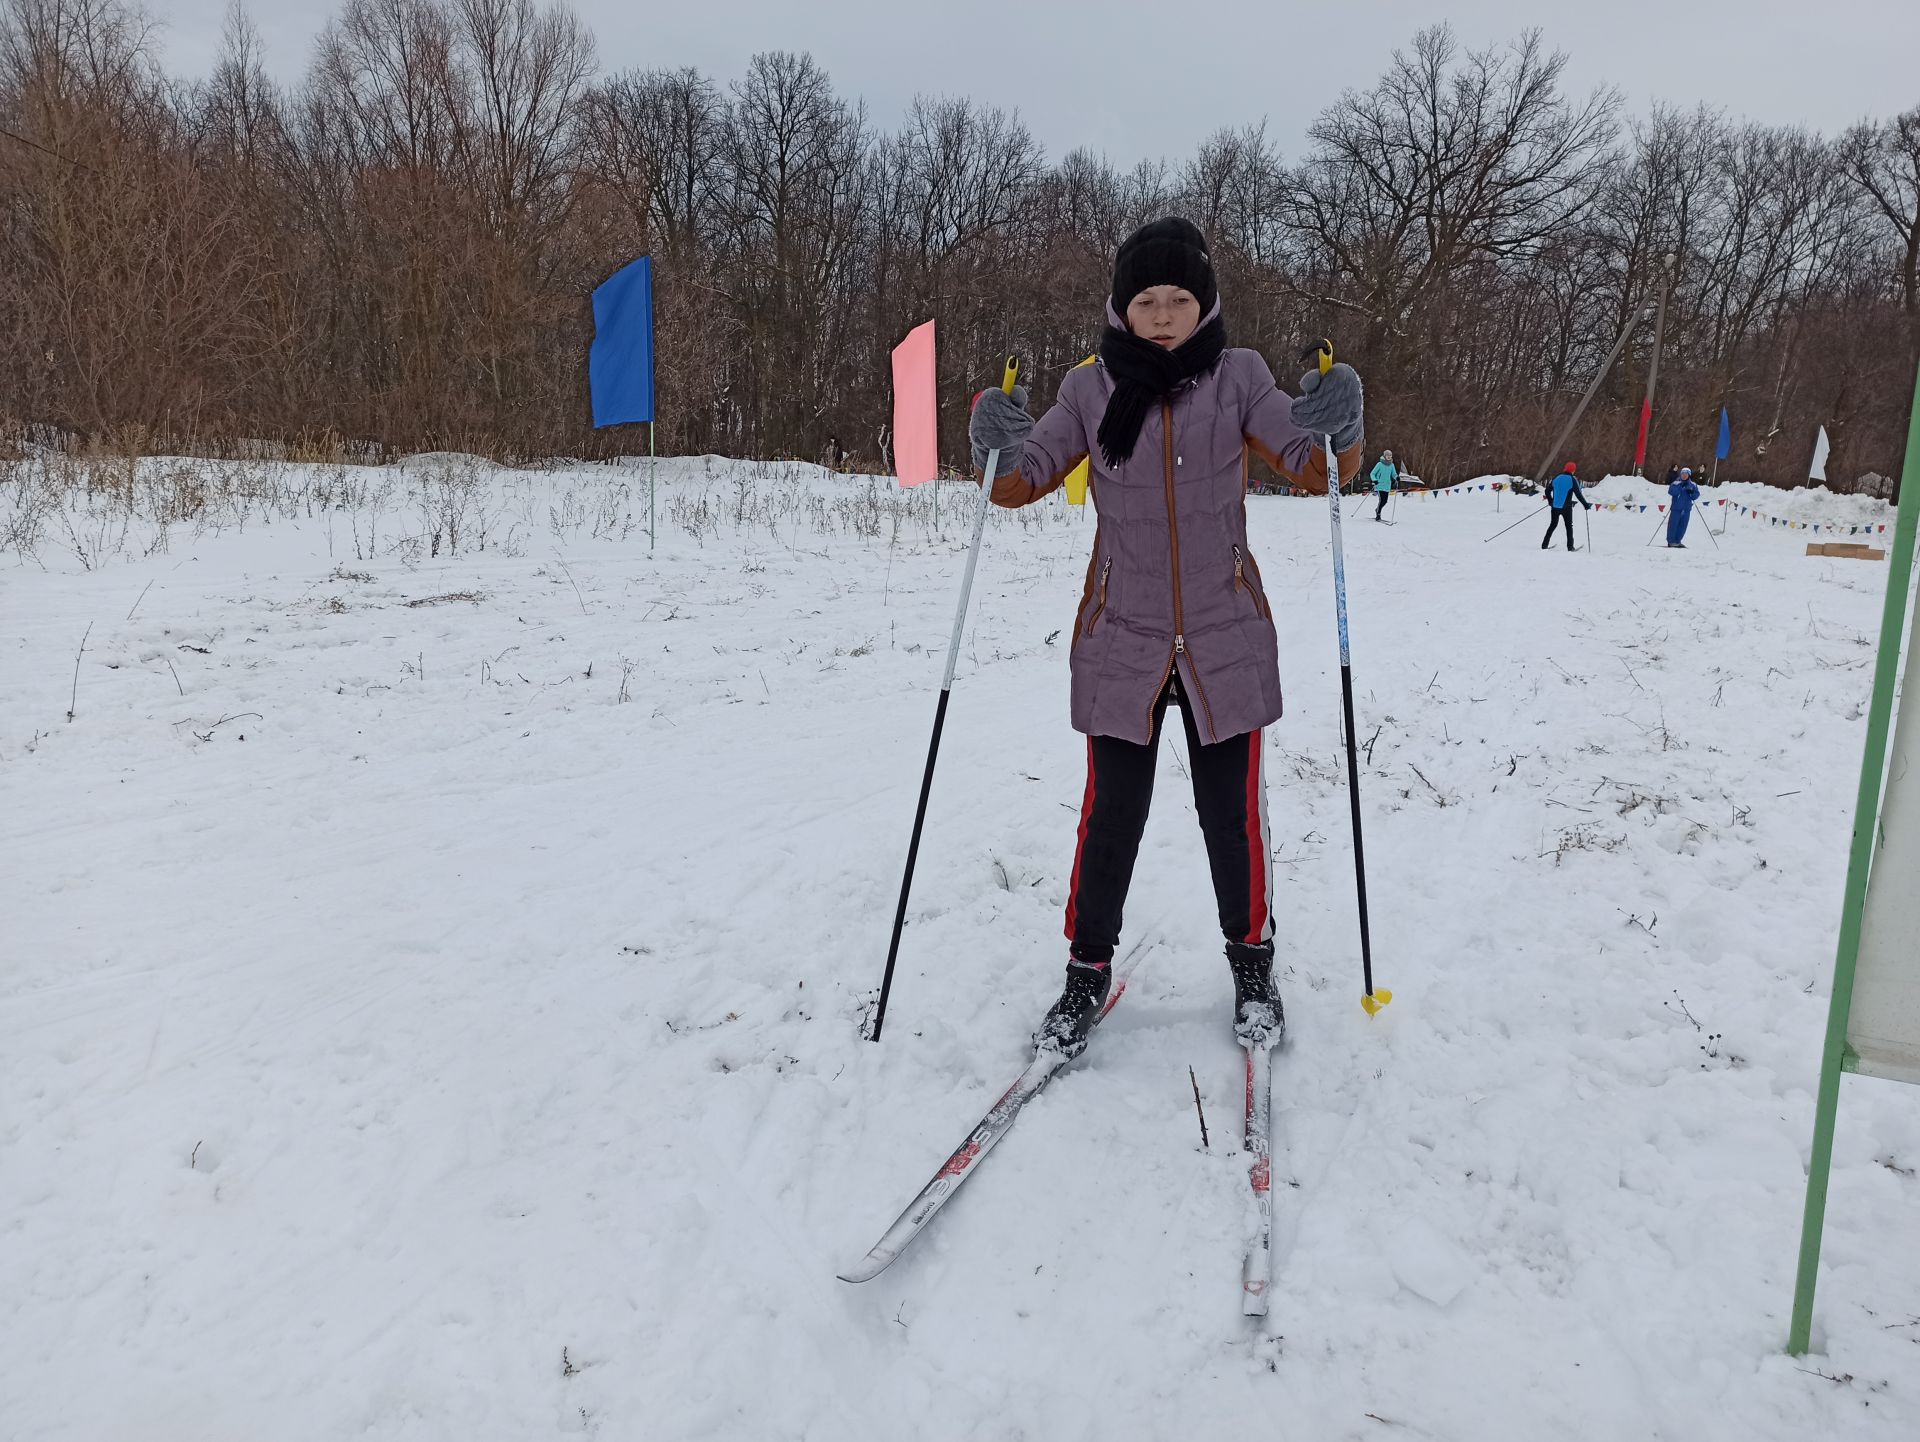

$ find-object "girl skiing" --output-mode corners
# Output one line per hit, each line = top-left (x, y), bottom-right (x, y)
(1370, 450), (1398, 520)
(966, 218), (1365, 1056)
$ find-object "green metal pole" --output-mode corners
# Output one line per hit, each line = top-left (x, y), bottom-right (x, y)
(1788, 356), (1920, 1355)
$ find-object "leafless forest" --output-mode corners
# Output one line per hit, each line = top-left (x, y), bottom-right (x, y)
(2, 0), (1916, 486)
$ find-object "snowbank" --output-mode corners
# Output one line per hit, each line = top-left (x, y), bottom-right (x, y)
(1577, 476), (1896, 531)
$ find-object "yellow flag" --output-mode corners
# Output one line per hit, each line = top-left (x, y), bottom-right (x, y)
(1064, 459), (1090, 505)
(1063, 354), (1098, 505)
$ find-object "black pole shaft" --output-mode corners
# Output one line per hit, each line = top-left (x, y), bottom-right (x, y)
(1337, 661), (1375, 996)
(1483, 503), (1550, 543)
(869, 687), (952, 1041)
(866, 359), (1019, 1043)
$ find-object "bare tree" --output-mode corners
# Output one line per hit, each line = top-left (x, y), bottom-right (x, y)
(0, 8), (1912, 486)
(717, 50), (870, 455)
(1284, 25), (1618, 350)
(1842, 106), (1920, 324)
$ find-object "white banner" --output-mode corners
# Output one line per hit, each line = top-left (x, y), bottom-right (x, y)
(1810, 426), (1831, 482)
(1851, 594), (1920, 1084)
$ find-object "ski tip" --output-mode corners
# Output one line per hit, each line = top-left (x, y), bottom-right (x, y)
(836, 1250), (897, 1284)
(1361, 988), (1393, 1017)
(837, 1244), (902, 1290)
(1241, 1283), (1270, 1317)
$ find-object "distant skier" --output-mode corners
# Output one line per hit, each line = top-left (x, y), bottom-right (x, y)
(1370, 450), (1397, 519)
(1667, 466), (1700, 547)
(1542, 461), (1590, 551)
(967, 217), (1366, 1055)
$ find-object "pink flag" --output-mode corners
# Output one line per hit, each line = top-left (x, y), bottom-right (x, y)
(891, 320), (938, 486)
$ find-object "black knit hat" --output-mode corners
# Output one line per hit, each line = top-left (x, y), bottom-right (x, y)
(1110, 217), (1217, 317)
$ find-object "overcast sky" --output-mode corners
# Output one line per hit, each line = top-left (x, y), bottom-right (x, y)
(155, 0), (1918, 164)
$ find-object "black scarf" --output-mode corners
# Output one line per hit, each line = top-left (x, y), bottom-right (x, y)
(1095, 314), (1227, 469)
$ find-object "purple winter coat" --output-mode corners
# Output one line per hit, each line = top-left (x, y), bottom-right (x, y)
(991, 347), (1360, 746)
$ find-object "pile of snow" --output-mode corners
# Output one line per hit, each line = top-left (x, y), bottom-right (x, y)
(1578, 475), (1897, 531)
(1709, 480), (1895, 530)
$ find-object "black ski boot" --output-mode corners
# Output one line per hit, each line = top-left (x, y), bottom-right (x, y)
(1227, 942), (1285, 1046)
(1034, 957), (1112, 1058)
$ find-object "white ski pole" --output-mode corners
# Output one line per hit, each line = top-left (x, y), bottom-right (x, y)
(869, 356), (1021, 1041)
(1305, 340), (1390, 1017)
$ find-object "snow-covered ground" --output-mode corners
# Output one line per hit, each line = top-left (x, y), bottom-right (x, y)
(4, 458), (1918, 1441)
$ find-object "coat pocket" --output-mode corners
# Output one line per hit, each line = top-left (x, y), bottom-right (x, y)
(1232, 545), (1272, 621)
(1083, 557), (1112, 636)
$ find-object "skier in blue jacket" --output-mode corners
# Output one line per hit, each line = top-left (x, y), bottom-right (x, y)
(1370, 450), (1397, 520)
(1667, 467), (1701, 547)
(1542, 461), (1590, 551)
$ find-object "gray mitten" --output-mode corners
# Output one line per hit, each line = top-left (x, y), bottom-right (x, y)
(1292, 362), (1364, 453)
(969, 385), (1033, 473)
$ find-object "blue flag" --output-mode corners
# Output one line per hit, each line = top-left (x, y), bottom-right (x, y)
(1716, 407), (1731, 461)
(590, 255), (655, 427)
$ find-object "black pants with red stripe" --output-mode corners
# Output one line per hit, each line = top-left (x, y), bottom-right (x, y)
(1064, 673), (1273, 964)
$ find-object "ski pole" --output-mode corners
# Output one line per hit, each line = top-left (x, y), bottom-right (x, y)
(1647, 510), (1668, 547)
(1584, 503), (1594, 554)
(1483, 504), (1549, 543)
(1696, 499), (1720, 550)
(1304, 340), (1390, 1018)
(868, 356), (1020, 1043)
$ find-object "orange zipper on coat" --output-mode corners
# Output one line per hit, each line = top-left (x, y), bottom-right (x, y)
(1161, 401), (1218, 739)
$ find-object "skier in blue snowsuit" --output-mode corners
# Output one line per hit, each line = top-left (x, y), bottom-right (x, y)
(1370, 450), (1397, 520)
(1542, 461), (1590, 550)
(1666, 467), (1701, 547)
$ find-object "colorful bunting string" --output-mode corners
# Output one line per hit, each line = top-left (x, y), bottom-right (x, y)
(1712, 497), (1889, 536)
(1404, 485), (1890, 537)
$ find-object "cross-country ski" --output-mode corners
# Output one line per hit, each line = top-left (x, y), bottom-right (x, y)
(1240, 1039), (1279, 1315)
(839, 936), (1156, 1282)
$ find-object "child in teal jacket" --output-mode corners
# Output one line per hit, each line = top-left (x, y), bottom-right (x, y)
(1370, 451), (1397, 520)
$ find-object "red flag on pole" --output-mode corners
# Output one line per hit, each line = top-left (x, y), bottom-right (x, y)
(891, 320), (938, 486)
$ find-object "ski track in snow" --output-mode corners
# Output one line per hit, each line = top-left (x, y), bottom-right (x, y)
(3, 461), (1918, 1440)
